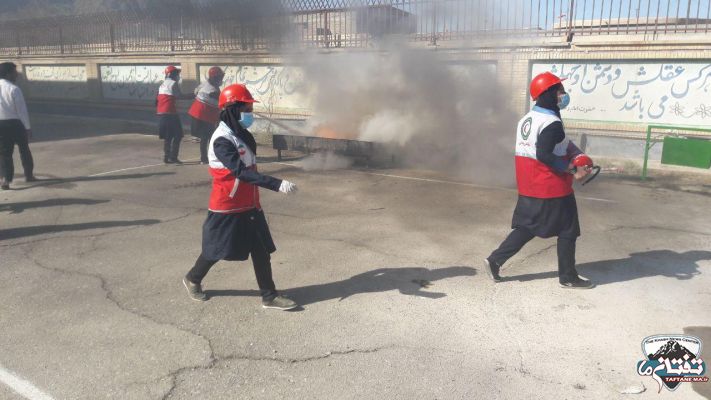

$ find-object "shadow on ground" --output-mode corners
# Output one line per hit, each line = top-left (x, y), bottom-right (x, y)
(9, 172), (175, 191)
(683, 326), (711, 399)
(501, 250), (710, 285)
(0, 219), (161, 241)
(206, 266), (476, 306)
(0, 198), (110, 214)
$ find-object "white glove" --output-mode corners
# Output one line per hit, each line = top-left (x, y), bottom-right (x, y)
(279, 180), (298, 194)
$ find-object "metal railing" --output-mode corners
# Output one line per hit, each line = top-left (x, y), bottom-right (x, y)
(1, 0), (710, 56)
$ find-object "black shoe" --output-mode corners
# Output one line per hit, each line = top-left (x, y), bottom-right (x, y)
(182, 276), (208, 301)
(25, 175), (37, 182)
(200, 160), (209, 165)
(483, 258), (502, 283)
(560, 277), (594, 289)
(262, 295), (298, 310)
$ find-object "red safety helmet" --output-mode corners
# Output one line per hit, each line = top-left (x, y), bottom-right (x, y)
(208, 66), (224, 79)
(165, 65), (180, 76)
(530, 72), (566, 100)
(572, 154), (594, 168)
(218, 84), (259, 109)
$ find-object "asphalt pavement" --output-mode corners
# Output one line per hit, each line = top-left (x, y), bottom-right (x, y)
(1, 115), (709, 399)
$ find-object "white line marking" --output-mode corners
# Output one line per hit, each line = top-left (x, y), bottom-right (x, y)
(365, 172), (502, 190)
(273, 162), (617, 203)
(88, 158), (200, 177)
(0, 364), (55, 400)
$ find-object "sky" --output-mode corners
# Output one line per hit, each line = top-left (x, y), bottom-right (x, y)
(391, 0), (711, 32)
(572, 0), (711, 21)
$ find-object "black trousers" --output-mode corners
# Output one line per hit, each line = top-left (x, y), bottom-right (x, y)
(163, 133), (182, 161)
(0, 119), (33, 183)
(159, 114), (183, 161)
(191, 118), (214, 163)
(186, 241), (278, 300)
(488, 227), (579, 283)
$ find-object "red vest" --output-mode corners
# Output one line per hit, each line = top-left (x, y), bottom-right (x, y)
(188, 81), (220, 124)
(207, 122), (261, 213)
(514, 107), (574, 199)
(156, 78), (178, 115)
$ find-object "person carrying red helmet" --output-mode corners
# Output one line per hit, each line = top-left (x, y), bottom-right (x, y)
(483, 71), (594, 289)
(188, 66), (224, 164)
(182, 83), (300, 310)
(156, 65), (191, 164)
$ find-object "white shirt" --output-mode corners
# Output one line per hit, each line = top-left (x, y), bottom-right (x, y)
(0, 79), (31, 129)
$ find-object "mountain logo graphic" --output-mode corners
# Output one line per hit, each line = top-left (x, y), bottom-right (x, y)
(637, 334), (709, 393)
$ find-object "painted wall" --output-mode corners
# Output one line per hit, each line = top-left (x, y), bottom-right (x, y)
(532, 61), (711, 128)
(197, 65), (310, 114)
(196, 63), (495, 116)
(23, 64), (88, 99)
(100, 65), (172, 101)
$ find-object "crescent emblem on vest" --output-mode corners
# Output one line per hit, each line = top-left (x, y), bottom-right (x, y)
(521, 117), (532, 140)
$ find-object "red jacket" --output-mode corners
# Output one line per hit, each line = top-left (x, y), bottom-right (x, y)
(188, 81), (220, 124)
(207, 122), (261, 213)
(156, 78), (178, 115)
(514, 107), (574, 199)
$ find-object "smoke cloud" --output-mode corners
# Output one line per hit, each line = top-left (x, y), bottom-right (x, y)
(296, 42), (518, 185)
(297, 152), (354, 171)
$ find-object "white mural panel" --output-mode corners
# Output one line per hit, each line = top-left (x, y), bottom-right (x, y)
(449, 62), (497, 77)
(100, 65), (171, 101)
(198, 65), (310, 113)
(24, 65), (88, 99)
(532, 61), (711, 127)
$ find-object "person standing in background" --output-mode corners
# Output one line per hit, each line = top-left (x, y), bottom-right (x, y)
(0, 62), (35, 190)
(157, 65), (190, 164)
(188, 66), (224, 164)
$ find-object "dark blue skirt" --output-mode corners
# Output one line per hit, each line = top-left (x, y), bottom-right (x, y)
(201, 208), (277, 261)
(158, 114), (183, 140)
(511, 194), (580, 239)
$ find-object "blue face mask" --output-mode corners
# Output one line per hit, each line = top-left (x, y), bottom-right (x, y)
(239, 112), (254, 129)
(558, 93), (571, 110)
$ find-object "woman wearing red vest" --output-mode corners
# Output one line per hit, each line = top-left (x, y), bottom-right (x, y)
(182, 83), (300, 310)
(157, 66), (190, 164)
(188, 66), (224, 164)
(484, 72), (594, 289)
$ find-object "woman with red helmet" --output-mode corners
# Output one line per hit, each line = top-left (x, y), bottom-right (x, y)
(188, 66), (225, 164)
(182, 83), (300, 310)
(483, 72), (594, 289)
(157, 65), (191, 164)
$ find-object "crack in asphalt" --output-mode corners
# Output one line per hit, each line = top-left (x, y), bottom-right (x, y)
(159, 346), (395, 399)
(20, 243), (216, 400)
(15, 234), (397, 399)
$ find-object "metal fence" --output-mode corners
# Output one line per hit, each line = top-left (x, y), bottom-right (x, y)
(1, 0), (710, 56)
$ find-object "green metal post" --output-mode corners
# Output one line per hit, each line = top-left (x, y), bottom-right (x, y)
(642, 125), (652, 180)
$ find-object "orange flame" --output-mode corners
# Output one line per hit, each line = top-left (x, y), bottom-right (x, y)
(313, 124), (357, 140)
